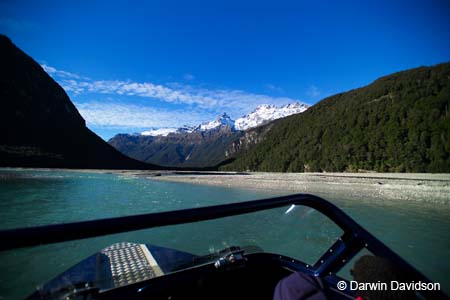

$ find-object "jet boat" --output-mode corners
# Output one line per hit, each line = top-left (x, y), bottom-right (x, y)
(0, 194), (446, 299)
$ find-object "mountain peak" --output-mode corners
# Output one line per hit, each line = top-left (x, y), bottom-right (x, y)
(218, 112), (232, 120)
(235, 102), (308, 130)
(196, 112), (235, 131)
(139, 102), (308, 136)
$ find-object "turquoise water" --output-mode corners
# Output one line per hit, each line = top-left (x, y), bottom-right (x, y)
(0, 169), (449, 299)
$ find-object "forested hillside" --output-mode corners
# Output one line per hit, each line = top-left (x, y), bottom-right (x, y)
(221, 63), (450, 173)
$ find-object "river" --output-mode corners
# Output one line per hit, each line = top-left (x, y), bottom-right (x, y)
(0, 169), (448, 299)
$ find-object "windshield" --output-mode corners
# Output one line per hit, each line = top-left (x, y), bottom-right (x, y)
(1, 204), (342, 299)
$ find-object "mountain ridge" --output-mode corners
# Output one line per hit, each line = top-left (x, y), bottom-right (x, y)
(108, 102), (308, 167)
(134, 102), (308, 137)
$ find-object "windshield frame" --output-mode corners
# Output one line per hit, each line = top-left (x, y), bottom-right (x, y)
(0, 193), (364, 251)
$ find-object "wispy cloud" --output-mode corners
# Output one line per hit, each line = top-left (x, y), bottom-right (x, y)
(42, 64), (90, 80)
(75, 101), (212, 129)
(43, 64), (306, 130)
(60, 78), (220, 108)
(58, 76), (300, 113)
(306, 85), (321, 98)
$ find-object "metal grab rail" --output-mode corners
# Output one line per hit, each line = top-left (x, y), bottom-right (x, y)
(0, 193), (355, 251)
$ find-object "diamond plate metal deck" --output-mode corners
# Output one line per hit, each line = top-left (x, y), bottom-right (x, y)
(101, 242), (164, 288)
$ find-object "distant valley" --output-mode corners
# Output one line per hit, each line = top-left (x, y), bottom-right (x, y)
(108, 103), (308, 167)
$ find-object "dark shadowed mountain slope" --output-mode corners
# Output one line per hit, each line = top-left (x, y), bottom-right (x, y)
(109, 126), (243, 168)
(221, 63), (450, 173)
(0, 35), (160, 169)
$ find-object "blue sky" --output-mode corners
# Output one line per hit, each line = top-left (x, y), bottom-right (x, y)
(1, 0), (449, 140)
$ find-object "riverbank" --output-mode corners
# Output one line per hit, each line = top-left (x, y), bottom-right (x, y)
(1, 168), (449, 204)
(146, 172), (450, 204)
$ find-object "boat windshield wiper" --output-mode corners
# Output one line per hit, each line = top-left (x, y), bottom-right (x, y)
(214, 246), (247, 269)
(171, 245), (257, 272)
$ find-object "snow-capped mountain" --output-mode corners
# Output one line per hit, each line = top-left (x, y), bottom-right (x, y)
(140, 102), (308, 136)
(235, 102), (308, 130)
(141, 127), (178, 136)
(176, 125), (196, 134)
(112, 102), (308, 167)
(141, 126), (194, 136)
(194, 113), (235, 131)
